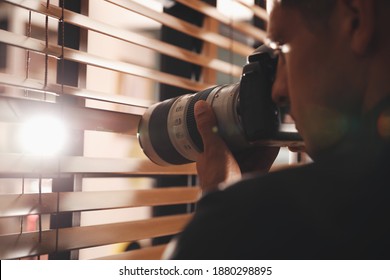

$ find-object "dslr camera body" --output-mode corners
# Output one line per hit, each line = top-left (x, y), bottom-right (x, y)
(138, 45), (302, 166)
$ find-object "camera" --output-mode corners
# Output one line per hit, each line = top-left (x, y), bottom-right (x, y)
(138, 45), (303, 166)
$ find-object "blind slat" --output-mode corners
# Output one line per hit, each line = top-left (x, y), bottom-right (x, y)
(106, 0), (255, 57)
(0, 188), (201, 217)
(234, 0), (269, 21)
(0, 230), (56, 260)
(0, 214), (192, 259)
(0, 29), (213, 91)
(64, 47), (213, 92)
(60, 156), (197, 175)
(60, 214), (192, 251)
(0, 193), (56, 217)
(4, 0), (242, 77)
(4, 0), (57, 17)
(175, 0), (267, 42)
(0, 154), (197, 175)
(0, 29), (60, 58)
(0, 72), (152, 110)
(0, 96), (140, 135)
(58, 188), (200, 212)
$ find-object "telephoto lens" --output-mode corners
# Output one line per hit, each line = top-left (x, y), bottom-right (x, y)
(137, 83), (247, 166)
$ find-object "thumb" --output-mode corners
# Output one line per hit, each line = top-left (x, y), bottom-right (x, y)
(194, 100), (221, 148)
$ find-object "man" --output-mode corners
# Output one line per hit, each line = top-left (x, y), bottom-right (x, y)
(167, 0), (390, 259)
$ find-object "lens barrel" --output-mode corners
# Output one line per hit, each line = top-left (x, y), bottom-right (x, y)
(138, 84), (247, 166)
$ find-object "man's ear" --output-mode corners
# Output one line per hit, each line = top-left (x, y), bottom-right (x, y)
(341, 0), (375, 56)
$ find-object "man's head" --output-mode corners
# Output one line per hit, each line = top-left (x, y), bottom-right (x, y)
(268, 0), (390, 159)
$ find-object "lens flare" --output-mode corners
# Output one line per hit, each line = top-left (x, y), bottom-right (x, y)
(19, 116), (67, 156)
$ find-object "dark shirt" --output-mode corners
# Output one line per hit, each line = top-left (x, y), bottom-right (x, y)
(169, 98), (390, 259)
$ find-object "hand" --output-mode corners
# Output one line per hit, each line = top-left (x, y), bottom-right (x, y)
(194, 100), (241, 193)
(194, 100), (280, 192)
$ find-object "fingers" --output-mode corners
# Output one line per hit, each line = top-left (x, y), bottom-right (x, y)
(194, 100), (241, 192)
(194, 100), (223, 149)
(288, 146), (306, 153)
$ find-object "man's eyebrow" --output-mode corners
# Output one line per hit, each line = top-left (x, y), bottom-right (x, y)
(266, 26), (285, 42)
(266, 25), (284, 43)
(266, 28), (288, 45)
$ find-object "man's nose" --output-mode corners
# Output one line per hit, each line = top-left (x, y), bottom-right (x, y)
(271, 59), (289, 106)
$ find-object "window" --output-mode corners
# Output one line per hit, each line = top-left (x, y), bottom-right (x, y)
(0, 0), (270, 260)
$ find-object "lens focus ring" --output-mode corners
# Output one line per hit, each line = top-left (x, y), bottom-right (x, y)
(186, 86), (217, 152)
(148, 98), (192, 165)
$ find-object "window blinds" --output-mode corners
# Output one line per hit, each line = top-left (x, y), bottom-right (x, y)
(0, 0), (267, 260)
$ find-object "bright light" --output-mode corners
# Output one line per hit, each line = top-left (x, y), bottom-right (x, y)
(217, 0), (254, 21)
(19, 116), (67, 156)
(266, 0), (275, 14)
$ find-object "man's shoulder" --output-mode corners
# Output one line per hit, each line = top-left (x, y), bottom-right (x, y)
(171, 163), (324, 259)
(195, 163), (323, 230)
(221, 162), (320, 201)
(171, 161), (390, 259)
